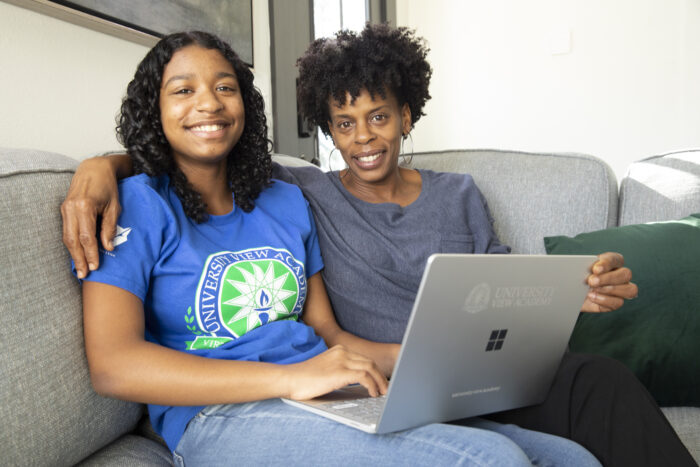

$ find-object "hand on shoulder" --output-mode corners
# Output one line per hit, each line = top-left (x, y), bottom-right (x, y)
(61, 155), (127, 278)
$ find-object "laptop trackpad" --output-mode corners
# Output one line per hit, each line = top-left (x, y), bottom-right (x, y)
(300, 385), (373, 406)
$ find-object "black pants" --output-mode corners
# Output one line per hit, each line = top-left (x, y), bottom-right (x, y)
(484, 352), (696, 467)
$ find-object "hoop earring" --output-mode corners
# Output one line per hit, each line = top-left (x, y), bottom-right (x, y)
(328, 147), (348, 177)
(328, 147), (338, 171)
(400, 133), (414, 167)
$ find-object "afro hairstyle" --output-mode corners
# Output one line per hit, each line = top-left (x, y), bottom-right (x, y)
(296, 23), (432, 136)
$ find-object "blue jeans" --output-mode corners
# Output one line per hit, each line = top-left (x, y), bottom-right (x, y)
(173, 399), (601, 466)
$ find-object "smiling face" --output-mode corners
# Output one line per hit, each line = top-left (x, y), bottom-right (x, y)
(327, 88), (412, 186)
(159, 45), (245, 170)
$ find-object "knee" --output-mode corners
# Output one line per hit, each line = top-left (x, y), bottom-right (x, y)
(538, 434), (602, 467)
(459, 430), (533, 466)
(474, 419), (601, 467)
(406, 425), (532, 465)
(565, 352), (639, 389)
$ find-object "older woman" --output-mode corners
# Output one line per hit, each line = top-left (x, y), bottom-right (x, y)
(62, 24), (694, 466)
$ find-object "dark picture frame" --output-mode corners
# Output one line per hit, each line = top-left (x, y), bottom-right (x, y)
(3, 0), (253, 65)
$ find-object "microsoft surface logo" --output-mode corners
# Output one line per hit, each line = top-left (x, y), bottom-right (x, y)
(485, 329), (508, 351)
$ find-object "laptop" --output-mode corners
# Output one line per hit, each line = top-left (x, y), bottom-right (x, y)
(283, 253), (596, 434)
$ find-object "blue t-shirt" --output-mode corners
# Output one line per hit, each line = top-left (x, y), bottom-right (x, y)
(77, 173), (327, 451)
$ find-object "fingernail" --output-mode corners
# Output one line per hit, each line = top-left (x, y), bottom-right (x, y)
(590, 277), (600, 286)
(77, 270), (85, 279)
(588, 292), (596, 300)
(88, 263), (96, 271)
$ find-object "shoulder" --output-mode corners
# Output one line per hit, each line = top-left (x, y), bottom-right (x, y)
(86, 175), (173, 300)
(257, 179), (309, 216)
(419, 169), (478, 191)
(263, 178), (305, 200)
(271, 161), (326, 186)
(417, 169), (490, 210)
(119, 173), (168, 200)
(117, 173), (174, 227)
(254, 180), (317, 239)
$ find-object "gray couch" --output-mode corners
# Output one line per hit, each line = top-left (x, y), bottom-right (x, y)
(2, 147), (699, 465)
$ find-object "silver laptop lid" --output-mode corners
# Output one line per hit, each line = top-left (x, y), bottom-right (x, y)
(376, 253), (594, 433)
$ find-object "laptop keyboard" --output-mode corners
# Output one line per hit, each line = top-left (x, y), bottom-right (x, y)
(317, 394), (387, 425)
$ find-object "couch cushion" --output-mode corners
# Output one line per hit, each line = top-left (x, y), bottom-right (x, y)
(661, 407), (700, 465)
(1, 148), (143, 466)
(411, 150), (617, 253)
(77, 434), (173, 467)
(273, 153), (317, 168)
(544, 214), (700, 406)
(619, 150), (700, 226)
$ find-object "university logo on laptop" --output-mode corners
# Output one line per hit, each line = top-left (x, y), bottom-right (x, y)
(187, 247), (306, 350)
(463, 282), (491, 314)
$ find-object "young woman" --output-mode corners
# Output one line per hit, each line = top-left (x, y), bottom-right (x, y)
(75, 30), (602, 465)
(63, 26), (694, 466)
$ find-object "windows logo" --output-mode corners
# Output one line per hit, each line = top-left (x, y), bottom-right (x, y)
(485, 329), (508, 351)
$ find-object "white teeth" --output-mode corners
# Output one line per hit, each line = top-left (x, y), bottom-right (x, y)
(358, 153), (380, 162)
(190, 124), (225, 132)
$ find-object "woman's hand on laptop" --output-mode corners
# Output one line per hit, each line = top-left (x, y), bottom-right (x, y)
(581, 252), (638, 313)
(284, 345), (389, 400)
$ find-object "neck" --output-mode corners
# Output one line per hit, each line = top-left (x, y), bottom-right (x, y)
(178, 160), (233, 216)
(340, 166), (422, 207)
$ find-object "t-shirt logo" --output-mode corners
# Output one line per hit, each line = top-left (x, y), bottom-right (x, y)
(221, 260), (298, 335)
(113, 225), (132, 247)
(188, 247), (306, 350)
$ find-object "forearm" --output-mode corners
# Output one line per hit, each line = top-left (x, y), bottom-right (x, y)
(74, 153), (133, 186)
(89, 325), (388, 405)
(83, 282), (295, 406)
(88, 338), (292, 406)
(101, 152), (133, 180)
(302, 273), (400, 377)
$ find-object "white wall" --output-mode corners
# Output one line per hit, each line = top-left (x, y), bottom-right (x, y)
(396, 0), (700, 181)
(0, 0), (272, 161)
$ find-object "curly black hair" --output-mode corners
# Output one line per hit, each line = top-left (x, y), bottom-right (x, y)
(117, 31), (271, 222)
(296, 23), (432, 136)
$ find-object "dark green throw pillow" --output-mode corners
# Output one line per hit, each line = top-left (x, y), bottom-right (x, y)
(544, 214), (700, 407)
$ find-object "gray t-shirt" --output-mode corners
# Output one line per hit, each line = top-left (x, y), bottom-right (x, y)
(272, 164), (511, 343)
